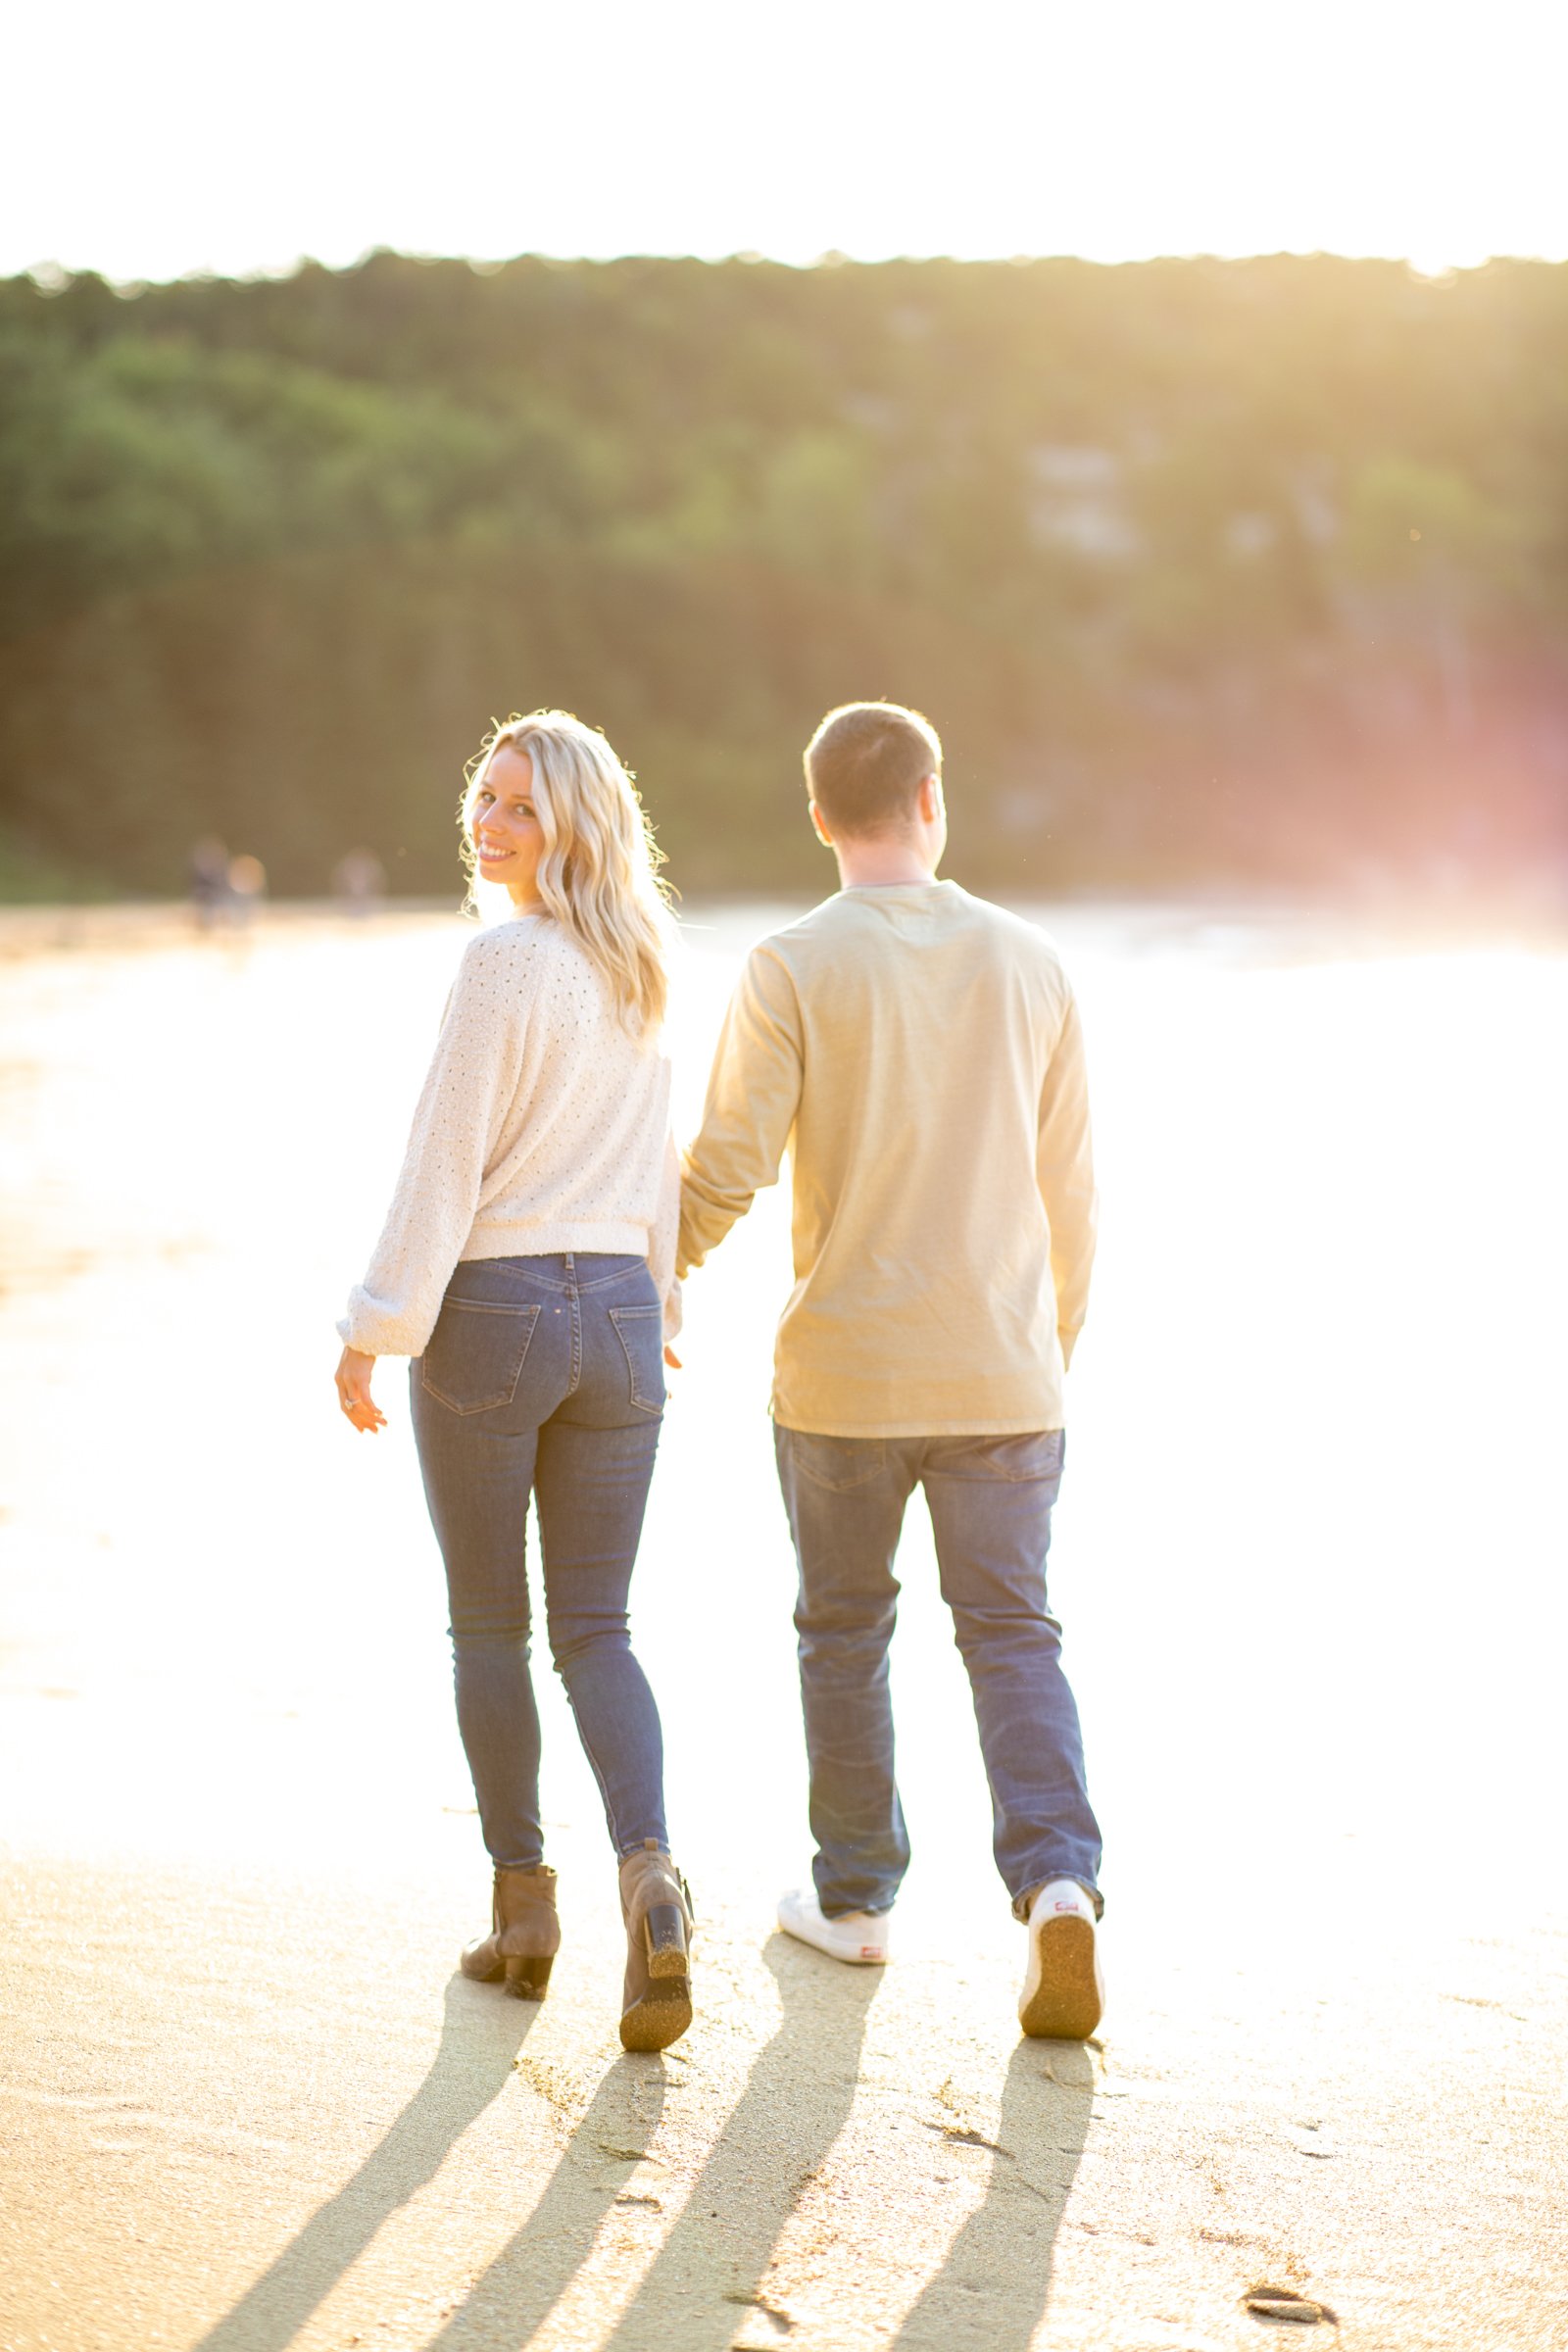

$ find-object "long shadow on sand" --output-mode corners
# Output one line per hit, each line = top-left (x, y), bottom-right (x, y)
(429, 1931), (883, 2351)
(414, 2042), (671, 2351)
(891, 2036), (1095, 2350)
(599, 1935), (885, 2351)
(191, 1974), (538, 2352)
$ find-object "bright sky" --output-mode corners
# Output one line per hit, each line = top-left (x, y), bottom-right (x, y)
(8, 0), (1566, 284)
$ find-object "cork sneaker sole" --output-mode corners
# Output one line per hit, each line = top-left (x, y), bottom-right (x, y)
(1018, 1911), (1102, 2041)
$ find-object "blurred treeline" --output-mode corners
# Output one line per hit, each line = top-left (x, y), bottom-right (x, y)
(2, 250), (1565, 899)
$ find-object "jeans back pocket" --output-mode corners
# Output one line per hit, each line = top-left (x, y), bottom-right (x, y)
(608, 1305), (665, 1415)
(926, 1430), (1065, 1484)
(419, 1298), (542, 1415)
(785, 1431), (888, 1492)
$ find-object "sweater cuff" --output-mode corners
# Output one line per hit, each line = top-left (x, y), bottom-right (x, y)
(1057, 1326), (1080, 1371)
(338, 1298), (420, 1358)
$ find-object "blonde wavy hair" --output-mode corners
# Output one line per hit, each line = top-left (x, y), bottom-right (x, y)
(461, 710), (672, 1036)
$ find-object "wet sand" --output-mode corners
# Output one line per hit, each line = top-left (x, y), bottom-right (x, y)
(2, 901), (1567, 2351)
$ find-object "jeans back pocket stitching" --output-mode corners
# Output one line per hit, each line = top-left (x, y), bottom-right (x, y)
(441, 1297), (536, 1314)
(792, 1437), (887, 1493)
(420, 1300), (542, 1414)
(608, 1306), (664, 1415)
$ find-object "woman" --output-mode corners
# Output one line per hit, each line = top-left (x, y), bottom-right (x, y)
(333, 710), (693, 2053)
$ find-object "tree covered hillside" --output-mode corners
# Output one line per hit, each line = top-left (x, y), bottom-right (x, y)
(2, 251), (1565, 896)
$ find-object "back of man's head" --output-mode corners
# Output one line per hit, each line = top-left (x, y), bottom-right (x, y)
(804, 702), (943, 839)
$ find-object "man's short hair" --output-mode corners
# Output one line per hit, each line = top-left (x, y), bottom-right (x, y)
(804, 702), (943, 838)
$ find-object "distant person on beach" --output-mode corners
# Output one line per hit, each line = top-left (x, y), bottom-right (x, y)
(227, 853), (267, 926)
(678, 700), (1103, 2040)
(333, 711), (694, 2053)
(332, 846), (386, 915)
(188, 836), (231, 930)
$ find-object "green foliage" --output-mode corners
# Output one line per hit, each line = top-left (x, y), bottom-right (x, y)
(0, 816), (114, 902)
(1, 251), (1565, 898)
(1341, 457), (1529, 598)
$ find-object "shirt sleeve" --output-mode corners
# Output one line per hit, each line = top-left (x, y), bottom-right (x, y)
(1037, 986), (1097, 1350)
(338, 932), (528, 1358)
(677, 946), (805, 1276)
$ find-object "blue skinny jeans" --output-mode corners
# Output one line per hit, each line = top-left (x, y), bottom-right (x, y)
(773, 1425), (1102, 1918)
(410, 1252), (669, 1870)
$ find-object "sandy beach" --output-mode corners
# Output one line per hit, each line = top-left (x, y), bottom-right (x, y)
(2, 900), (1566, 2352)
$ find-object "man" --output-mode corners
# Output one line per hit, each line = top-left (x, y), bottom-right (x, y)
(678, 701), (1103, 2039)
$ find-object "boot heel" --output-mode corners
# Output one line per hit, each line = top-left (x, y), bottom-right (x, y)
(505, 1952), (554, 2000)
(643, 1902), (688, 1979)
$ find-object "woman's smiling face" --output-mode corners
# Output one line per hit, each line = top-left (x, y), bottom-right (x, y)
(470, 745), (547, 906)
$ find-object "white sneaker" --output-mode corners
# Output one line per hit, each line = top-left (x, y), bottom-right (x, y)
(777, 1887), (893, 1965)
(1017, 1879), (1103, 2039)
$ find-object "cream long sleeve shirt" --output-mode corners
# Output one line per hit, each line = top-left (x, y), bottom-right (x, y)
(340, 915), (680, 1360)
(677, 881), (1095, 1437)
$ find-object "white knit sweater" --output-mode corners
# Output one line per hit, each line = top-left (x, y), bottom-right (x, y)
(340, 915), (680, 1360)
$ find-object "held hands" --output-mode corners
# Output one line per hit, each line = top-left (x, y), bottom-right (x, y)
(336, 1346), (386, 1434)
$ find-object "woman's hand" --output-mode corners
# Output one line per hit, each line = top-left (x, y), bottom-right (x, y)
(336, 1346), (386, 1433)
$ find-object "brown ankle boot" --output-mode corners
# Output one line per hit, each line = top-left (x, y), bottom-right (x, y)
(617, 1840), (694, 2052)
(461, 1864), (560, 1998)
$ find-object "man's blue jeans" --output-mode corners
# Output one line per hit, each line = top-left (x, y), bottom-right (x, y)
(410, 1253), (669, 1871)
(773, 1425), (1102, 1918)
